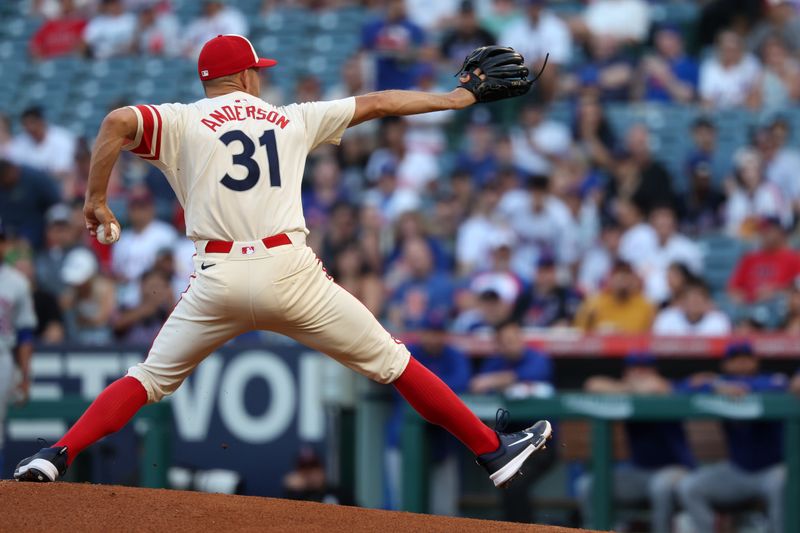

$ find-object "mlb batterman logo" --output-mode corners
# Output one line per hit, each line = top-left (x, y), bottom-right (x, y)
(201, 69), (209, 77)
(242, 246), (255, 255)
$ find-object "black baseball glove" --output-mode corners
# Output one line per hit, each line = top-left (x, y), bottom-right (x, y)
(456, 45), (548, 103)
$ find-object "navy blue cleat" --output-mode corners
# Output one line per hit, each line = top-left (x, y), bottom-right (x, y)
(476, 410), (552, 488)
(14, 447), (69, 482)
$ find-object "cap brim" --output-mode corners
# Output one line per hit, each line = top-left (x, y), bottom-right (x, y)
(254, 58), (278, 68)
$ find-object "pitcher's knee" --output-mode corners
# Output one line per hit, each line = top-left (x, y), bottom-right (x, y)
(126, 364), (178, 403)
(371, 342), (411, 384)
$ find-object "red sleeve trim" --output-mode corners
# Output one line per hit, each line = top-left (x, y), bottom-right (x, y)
(141, 105), (163, 161)
(130, 105), (155, 156)
(130, 105), (162, 161)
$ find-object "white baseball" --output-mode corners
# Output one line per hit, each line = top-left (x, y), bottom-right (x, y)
(96, 222), (121, 245)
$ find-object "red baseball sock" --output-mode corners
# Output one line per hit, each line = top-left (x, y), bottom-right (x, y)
(393, 357), (500, 456)
(55, 376), (148, 465)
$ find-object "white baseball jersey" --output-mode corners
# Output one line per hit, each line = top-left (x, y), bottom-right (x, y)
(123, 92), (356, 241)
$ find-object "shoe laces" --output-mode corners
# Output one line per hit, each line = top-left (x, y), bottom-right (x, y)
(36, 437), (50, 448)
(495, 408), (509, 432)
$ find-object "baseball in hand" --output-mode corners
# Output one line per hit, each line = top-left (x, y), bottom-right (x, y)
(96, 222), (121, 245)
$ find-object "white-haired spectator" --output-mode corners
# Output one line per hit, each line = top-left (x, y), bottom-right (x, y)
(82, 0), (137, 59)
(699, 30), (761, 108)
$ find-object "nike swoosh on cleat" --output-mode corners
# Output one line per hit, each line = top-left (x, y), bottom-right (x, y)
(508, 432), (534, 447)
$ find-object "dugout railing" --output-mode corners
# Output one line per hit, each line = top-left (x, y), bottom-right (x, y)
(401, 393), (800, 532)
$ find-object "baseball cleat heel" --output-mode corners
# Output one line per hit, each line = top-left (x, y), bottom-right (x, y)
(14, 446), (69, 482)
(476, 414), (552, 488)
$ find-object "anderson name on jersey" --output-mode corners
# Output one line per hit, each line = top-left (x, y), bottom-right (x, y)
(122, 92), (355, 243)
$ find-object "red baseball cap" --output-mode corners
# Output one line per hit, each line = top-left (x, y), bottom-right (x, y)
(198, 34), (277, 81)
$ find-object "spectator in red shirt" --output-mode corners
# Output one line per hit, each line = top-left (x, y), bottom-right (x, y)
(728, 216), (800, 303)
(29, 0), (87, 60)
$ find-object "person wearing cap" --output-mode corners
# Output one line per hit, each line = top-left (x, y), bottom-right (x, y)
(574, 259), (656, 333)
(680, 152), (725, 236)
(17, 32), (555, 496)
(60, 247), (115, 345)
(470, 320), (556, 523)
(35, 203), (82, 297)
(728, 215), (800, 304)
(519, 254), (582, 328)
(578, 352), (694, 533)
(678, 341), (789, 533)
(0, 218), (37, 475)
(182, 0), (247, 59)
(385, 313), (470, 515)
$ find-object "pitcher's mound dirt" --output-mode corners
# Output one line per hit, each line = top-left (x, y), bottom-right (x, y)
(0, 481), (597, 532)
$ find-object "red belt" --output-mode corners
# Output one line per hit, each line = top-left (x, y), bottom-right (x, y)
(204, 233), (292, 254)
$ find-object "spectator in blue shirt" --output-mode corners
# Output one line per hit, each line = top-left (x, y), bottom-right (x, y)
(361, 0), (426, 90)
(387, 237), (454, 332)
(470, 320), (555, 523)
(677, 341), (788, 533)
(384, 313), (470, 514)
(638, 25), (698, 103)
(577, 352), (695, 533)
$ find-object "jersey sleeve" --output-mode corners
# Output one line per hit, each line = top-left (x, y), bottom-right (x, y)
(122, 103), (183, 172)
(296, 97), (356, 151)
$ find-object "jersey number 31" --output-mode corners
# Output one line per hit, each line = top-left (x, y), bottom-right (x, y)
(219, 129), (281, 192)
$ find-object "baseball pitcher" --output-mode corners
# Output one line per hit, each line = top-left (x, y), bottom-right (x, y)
(15, 36), (551, 490)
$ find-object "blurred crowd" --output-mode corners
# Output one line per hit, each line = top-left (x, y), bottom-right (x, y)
(3, 0), (800, 347)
